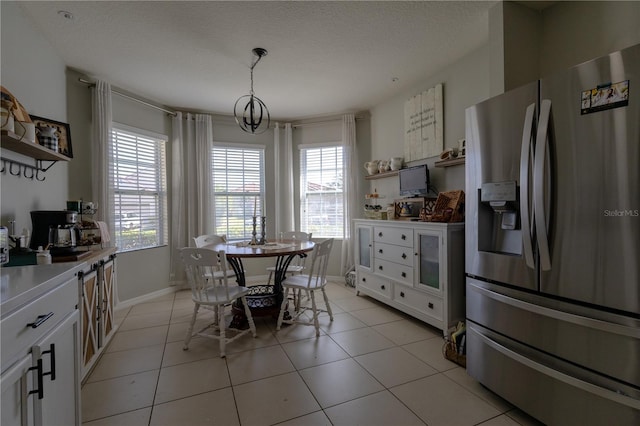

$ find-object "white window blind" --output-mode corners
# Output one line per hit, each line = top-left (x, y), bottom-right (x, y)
(300, 145), (344, 238)
(111, 126), (168, 252)
(212, 145), (265, 241)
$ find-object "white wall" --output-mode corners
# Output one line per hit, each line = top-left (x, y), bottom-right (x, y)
(368, 45), (491, 201)
(1, 2), (69, 233)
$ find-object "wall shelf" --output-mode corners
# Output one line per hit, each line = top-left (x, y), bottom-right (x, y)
(364, 170), (399, 180)
(434, 157), (465, 168)
(1, 130), (70, 161)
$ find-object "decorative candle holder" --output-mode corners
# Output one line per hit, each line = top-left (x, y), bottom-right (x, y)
(258, 216), (267, 245)
(249, 216), (259, 245)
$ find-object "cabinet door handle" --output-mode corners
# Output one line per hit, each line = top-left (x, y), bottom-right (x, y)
(381, 285), (385, 290)
(401, 234), (406, 240)
(401, 272), (407, 278)
(378, 232), (383, 237)
(42, 344), (56, 381)
(400, 292), (405, 298)
(378, 266), (383, 270)
(26, 312), (54, 329)
(28, 359), (44, 400)
(401, 253), (407, 259)
(378, 249), (383, 254)
(362, 277), (366, 282)
(428, 302), (434, 309)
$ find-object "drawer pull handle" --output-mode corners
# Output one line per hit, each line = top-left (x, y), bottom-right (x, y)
(381, 285), (385, 290)
(378, 266), (383, 270)
(362, 277), (366, 282)
(401, 272), (407, 278)
(401, 234), (406, 240)
(42, 344), (56, 381)
(400, 292), (405, 298)
(378, 232), (383, 237)
(378, 249), (383, 254)
(401, 253), (407, 259)
(428, 302), (434, 309)
(26, 312), (54, 329)
(28, 359), (44, 400)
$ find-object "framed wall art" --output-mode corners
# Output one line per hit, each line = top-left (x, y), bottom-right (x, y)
(30, 115), (73, 158)
(404, 83), (443, 161)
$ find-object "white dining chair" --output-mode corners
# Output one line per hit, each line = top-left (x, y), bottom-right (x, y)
(180, 247), (256, 357)
(276, 238), (334, 337)
(266, 231), (312, 311)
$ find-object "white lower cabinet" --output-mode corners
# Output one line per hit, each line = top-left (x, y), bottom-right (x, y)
(1, 270), (82, 426)
(355, 219), (465, 336)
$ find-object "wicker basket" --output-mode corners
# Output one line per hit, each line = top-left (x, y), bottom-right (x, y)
(443, 338), (466, 368)
(425, 190), (465, 222)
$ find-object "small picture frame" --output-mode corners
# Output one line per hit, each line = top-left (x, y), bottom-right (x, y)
(29, 115), (73, 158)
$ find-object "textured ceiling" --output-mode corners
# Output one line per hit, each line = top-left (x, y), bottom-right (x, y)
(19, 1), (497, 120)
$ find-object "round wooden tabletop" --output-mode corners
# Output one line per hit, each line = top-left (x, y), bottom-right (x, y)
(203, 239), (315, 258)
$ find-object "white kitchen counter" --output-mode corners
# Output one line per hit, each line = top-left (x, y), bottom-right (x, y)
(0, 262), (86, 317)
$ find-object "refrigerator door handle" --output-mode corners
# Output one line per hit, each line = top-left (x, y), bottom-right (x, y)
(520, 103), (536, 269)
(534, 99), (552, 271)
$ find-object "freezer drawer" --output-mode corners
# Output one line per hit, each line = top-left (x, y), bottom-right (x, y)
(467, 278), (640, 388)
(467, 323), (640, 426)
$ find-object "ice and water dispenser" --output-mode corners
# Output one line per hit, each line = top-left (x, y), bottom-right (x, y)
(477, 181), (523, 256)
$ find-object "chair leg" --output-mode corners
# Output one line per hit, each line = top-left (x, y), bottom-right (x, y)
(309, 290), (320, 337)
(183, 303), (200, 350)
(266, 270), (274, 285)
(218, 304), (226, 358)
(276, 287), (289, 330)
(321, 288), (334, 321)
(240, 296), (257, 337)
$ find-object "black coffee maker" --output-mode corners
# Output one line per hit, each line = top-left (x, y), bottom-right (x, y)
(30, 210), (80, 254)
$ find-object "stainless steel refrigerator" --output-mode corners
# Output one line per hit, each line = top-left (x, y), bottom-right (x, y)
(465, 44), (640, 425)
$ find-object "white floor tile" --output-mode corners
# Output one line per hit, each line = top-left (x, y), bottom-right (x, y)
(317, 312), (367, 334)
(276, 410), (333, 426)
(82, 407), (151, 426)
(372, 318), (441, 345)
(154, 357), (231, 404)
(281, 335), (350, 370)
(325, 390), (425, 426)
(349, 305), (405, 326)
(391, 374), (501, 426)
(234, 372), (320, 426)
(330, 327), (395, 357)
(444, 367), (513, 413)
(150, 388), (239, 426)
(227, 345), (295, 385)
(106, 325), (168, 353)
(402, 336), (459, 371)
(299, 358), (384, 408)
(354, 347), (437, 387)
(81, 370), (159, 422)
(162, 336), (221, 367)
(118, 310), (172, 331)
(87, 344), (164, 382)
(127, 300), (174, 316)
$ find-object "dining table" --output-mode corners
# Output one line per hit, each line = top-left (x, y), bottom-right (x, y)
(203, 239), (315, 328)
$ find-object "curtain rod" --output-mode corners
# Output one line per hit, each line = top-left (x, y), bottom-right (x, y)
(291, 115), (365, 128)
(78, 78), (178, 117)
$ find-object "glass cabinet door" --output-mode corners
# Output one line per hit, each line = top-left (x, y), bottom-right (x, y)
(356, 225), (372, 271)
(416, 231), (441, 291)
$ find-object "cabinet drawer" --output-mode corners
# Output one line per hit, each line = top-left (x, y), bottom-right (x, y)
(1, 276), (77, 367)
(393, 285), (443, 320)
(373, 226), (413, 248)
(374, 259), (413, 285)
(374, 242), (414, 267)
(357, 271), (391, 299)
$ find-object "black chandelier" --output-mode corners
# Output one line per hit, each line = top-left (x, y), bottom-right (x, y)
(234, 48), (270, 134)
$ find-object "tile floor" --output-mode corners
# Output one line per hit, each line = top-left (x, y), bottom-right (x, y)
(82, 280), (542, 426)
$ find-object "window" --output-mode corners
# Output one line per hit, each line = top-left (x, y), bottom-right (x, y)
(212, 145), (265, 241)
(300, 145), (344, 238)
(111, 125), (168, 252)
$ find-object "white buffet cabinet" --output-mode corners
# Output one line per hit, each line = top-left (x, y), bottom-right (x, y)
(354, 219), (465, 336)
(1, 263), (85, 426)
